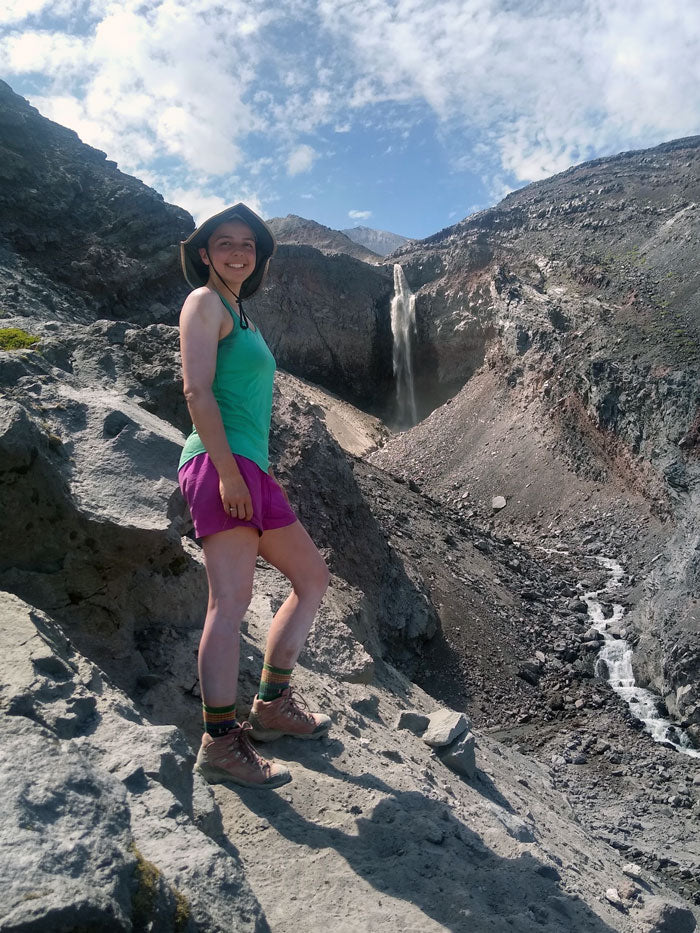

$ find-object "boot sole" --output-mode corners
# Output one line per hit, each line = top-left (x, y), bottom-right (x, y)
(194, 762), (292, 789)
(248, 724), (330, 742)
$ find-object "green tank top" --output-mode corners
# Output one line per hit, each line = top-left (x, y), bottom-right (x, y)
(178, 296), (276, 473)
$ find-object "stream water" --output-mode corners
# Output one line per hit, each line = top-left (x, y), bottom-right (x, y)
(585, 556), (700, 758)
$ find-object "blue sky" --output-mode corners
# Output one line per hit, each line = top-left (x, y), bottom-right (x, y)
(1, 0), (699, 239)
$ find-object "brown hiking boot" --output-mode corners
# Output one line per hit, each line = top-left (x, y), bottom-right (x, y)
(194, 722), (291, 788)
(248, 687), (331, 742)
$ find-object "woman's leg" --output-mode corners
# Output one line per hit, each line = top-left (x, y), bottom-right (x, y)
(199, 525), (259, 710)
(257, 520), (330, 671)
(247, 520), (331, 741)
(194, 525), (292, 788)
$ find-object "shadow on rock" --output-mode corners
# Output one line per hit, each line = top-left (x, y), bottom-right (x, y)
(237, 784), (618, 933)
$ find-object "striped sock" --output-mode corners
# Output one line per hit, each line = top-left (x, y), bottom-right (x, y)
(202, 702), (238, 737)
(257, 662), (293, 702)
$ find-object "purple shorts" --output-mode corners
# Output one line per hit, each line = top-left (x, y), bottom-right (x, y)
(178, 452), (297, 540)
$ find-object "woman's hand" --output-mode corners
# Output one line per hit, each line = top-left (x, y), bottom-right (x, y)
(220, 471), (253, 521)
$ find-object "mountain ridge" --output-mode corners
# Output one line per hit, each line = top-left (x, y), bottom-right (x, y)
(267, 213), (381, 263)
(341, 224), (412, 256)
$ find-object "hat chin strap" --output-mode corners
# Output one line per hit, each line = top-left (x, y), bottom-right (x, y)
(204, 249), (250, 330)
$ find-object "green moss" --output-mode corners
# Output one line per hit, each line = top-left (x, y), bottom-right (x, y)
(173, 887), (191, 932)
(131, 842), (191, 932)
(131, 844), (161, 930)
(0, 327), (39, 350)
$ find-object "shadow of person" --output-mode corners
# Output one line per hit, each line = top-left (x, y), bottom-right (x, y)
(238, 783), (620, 933)
(271, 734), (518, 815)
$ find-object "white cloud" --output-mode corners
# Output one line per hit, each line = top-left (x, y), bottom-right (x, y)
(317, 0), (700, 184)
(1, 0), (269, 179)
(2, 0), (699, 203)
(349, 209), (372, 220)
(0, 0), (57, 25)
(2, 30), (88, 75)
(287, 144), (317, 176)
(164, 186), (264, 224)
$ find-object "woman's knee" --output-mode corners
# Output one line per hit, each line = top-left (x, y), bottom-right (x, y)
(293, 557), (330, 601)
(207, 587), (253, 622)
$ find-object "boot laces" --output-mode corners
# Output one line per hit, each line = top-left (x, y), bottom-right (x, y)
(223, 722), (269, 772)
(282, 688), (315, 724)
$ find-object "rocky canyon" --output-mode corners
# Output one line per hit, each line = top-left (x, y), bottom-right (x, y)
(0, 79), (698, 933)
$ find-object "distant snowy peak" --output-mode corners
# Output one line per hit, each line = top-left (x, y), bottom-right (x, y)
(341, 225), (412, 257)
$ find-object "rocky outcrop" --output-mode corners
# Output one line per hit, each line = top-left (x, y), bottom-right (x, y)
(0, 80), (192, 325)
(0, 85), (397, 414)
(252, 244), (395, 410)
(0, 592), (267, 932)
(0, 313), (437, 693)
(6, 589), (698, 933)
(634, 490), (700, 745)
(0, 318), (205, 687)
(2, 84), (700, 929)
(1, 310), (699, 927)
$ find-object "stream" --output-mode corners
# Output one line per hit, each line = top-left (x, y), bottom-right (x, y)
(585, 556), (700, 759)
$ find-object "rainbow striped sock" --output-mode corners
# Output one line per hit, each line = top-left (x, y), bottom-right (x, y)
(257, 662), (292, 702)
(202, 702), (238, 737)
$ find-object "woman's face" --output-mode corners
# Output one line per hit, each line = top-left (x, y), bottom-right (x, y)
(200, 219), (257, 292)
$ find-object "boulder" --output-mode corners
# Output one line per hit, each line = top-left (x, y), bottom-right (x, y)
(636, 898), (697, 933)
(0, 716), (137, 931)
(436, 730), (477, 779)
(0, 592), (267, 932)
(422, 709), (469, 747)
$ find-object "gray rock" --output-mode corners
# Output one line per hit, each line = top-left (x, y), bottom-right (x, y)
(0, 80), (191, 327)
(395, 710), (430, 734)
(0, 716), (136, 931)
(299, 593), (376, 685)
(0, 592), (267, 933)
(422, 709), (469, 747)
(492, 495), (507, 510)
(350, 694), (381, 719)
(255, 243), (395, 409)
(518, 660), (542, 686)
(436, 730), (476, 779)
(269, 214), (381, 263)
(636, 897), (697, 933)
(569, 599), (589, 614)
(488, 804), (536, 843)
(604, 887), (624, 909)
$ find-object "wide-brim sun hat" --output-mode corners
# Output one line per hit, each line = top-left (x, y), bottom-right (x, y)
(180, 202), (276, 299)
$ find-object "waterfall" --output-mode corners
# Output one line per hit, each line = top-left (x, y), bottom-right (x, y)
(390, 263), (418, 428)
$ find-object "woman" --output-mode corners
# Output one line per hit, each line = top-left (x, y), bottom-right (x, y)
(178, 203), (330, 790)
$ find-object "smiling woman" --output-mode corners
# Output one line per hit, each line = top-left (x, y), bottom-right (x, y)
(177, 202), (332, 790)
